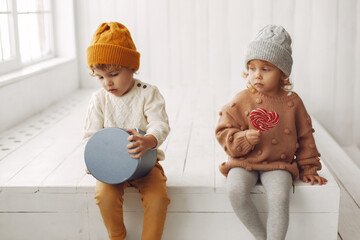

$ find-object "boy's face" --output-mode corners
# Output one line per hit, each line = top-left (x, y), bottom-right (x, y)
(94, 67), (135, 97)
(247, 60), (284, 97)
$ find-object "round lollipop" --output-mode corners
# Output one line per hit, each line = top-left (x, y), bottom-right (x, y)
(84, 127), (157, 184)
(249, 108), (279, 131)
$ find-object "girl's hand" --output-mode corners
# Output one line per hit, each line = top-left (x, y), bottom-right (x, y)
(126, 129), (157, 159)
(85, 168), (91, 175)
(245, 129), (262, 145)
(302, 175), (328, 185)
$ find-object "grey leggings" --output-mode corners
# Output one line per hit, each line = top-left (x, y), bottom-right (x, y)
(227, 167), (293, 240)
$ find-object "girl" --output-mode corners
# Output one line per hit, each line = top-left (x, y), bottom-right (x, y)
(215, 25), (327, 240)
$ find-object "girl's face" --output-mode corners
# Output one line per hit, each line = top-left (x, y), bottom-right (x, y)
(94, 67), (135, 97)
(247, 60), (285, 97)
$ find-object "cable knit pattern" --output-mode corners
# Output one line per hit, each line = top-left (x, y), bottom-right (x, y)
(82, 79), (170, 160)
(215, 89), (322, 180)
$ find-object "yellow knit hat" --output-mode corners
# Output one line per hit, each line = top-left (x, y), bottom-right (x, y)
(86, 22), (140, 70)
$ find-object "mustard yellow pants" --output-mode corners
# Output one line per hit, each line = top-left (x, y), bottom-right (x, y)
(95, 162), (170, 240)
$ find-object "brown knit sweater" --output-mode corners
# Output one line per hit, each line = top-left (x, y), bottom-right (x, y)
(215, 89), (322, 180)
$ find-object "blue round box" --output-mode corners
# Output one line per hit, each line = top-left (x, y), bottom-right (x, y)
(84, 127), (157, 184)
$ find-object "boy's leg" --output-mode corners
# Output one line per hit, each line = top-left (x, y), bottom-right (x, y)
(260, 170), (292, 240)
(131, 162), (170, 240)
(227, 167), (266, 240)
(95, 180), (128, 240)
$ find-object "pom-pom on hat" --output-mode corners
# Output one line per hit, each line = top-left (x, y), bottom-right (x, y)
(244, 25), (293, 76)
(86, 22), (140, 70)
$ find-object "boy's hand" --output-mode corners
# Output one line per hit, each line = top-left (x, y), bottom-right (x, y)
(245, 129), (261, 145)
(126, 129), (157, 159)
(302, 175), (328, 185)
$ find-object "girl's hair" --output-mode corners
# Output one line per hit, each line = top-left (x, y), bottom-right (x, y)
(89, 64), (135, 77)
(243, 63), (293, 94)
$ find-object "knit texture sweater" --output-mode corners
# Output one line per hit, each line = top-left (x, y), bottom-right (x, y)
(215, 89), (322, 180)
(82, 79), (170, 160)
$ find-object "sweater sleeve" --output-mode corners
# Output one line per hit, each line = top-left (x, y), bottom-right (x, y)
(295, 100), (322, 178)
(144, 86), (170, 148)
(215, 105), (254, 158)
(82, 92), (104, 145)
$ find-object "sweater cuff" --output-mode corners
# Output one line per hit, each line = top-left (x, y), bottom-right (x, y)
(145, 129), (162, 149)
(229, 131), (254, 157)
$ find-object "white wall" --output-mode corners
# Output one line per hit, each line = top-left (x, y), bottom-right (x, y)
(0, 60), (78, 133)
(74, 0), (360, 148)
(0, 0), (78, 133)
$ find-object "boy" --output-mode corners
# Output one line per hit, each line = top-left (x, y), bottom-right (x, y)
(83, 22), (171, 240)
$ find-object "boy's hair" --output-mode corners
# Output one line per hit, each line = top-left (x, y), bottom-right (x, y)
(89, 64), (135, 77)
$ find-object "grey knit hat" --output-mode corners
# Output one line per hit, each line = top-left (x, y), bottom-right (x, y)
(244, 25), (293, 76)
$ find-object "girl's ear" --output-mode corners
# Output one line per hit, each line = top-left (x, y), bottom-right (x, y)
(281, 72), (288, 81)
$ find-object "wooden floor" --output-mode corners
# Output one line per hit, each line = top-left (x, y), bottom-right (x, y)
(0, 86), (358, 239)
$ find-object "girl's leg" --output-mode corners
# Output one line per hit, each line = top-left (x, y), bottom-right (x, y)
(131, 162), (170, 240)
(260, 170), (292, 240)
(95, 181), (128, 240)
(227, 167), (266, 240)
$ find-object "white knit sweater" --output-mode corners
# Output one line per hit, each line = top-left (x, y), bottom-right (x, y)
(82, 79), (170, 160)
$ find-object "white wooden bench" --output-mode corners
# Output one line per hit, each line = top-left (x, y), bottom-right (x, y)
(0, 88), (340, 240)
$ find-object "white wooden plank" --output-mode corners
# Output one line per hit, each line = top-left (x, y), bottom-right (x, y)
(192, 87), (216, 128)
(40, 145), (86, 193)
(182, 127), (214, 191)
(271, 0), (295, 34)
(338, 187), (360, 240)
(4, 210), (337, 240)
(0, 90), (91, 191)
(111, 0), (137, 31)
(89, 194), (337, 240)
(227, 0), (253, 88)
(214, 140), (228, 193)
(172, 87), (199, 128)
(355, 0), (360, 147)
(313, 117), (360, 205)
(146, 0), (169, 87)
(167, 0), (182, 87)
(77, 173), (97, 193)
(161, 87), (184, 151)
(0, 192), (86, 212)
(208, 0), (230, 88)
(195, 0), (209, 85)
(179, 0), (196, 87)
(3, 109), (85, 192)
(0, 91), (86, 160)
(252, 0), (272, 36)
(134, 0), (151, 86)
(292, 0), (312, 100)
(81, 176), (338, 214)
(0, 213), (86, 240)
(307, 0), (337, 134)
(333, 0), (357, 145)
(74, 0), (92, 88)
(343, 145), (360, 169)
(0, 135), (53, 190)
(161, 128), (192, 194)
